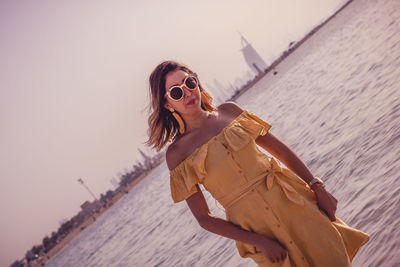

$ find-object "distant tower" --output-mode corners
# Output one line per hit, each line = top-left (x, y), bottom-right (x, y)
(139, 148), (153, 169)
(239, 33), (268, 75)
(77, 178), (98, 201)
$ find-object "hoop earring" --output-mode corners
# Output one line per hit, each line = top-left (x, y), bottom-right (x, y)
(201, 91), (213, 112)
(168, 107), (185, 134)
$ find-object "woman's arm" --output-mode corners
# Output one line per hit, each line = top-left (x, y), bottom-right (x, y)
(255, 132), (338, 221)
(255, 132), (315, 185)
(186, 184), (287, 263)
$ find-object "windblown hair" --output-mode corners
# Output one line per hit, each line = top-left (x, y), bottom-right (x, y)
(145, 60), (216, 151)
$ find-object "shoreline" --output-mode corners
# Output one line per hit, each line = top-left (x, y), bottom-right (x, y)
(33, 163), (162, 266)
(34, 1), (355, 265)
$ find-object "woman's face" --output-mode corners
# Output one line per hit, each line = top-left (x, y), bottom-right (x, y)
(163, 70), (201, 113)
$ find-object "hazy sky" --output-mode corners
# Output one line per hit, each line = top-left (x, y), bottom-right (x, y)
(0, 0), (345, 265)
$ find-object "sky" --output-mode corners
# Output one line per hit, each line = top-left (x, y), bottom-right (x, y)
(0, 0), (345, 265)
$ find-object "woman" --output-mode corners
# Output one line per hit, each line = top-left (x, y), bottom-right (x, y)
(146, 60), (369, 266)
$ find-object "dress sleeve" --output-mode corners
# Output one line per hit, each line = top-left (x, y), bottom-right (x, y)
(241, 110), (272, 138)
(169, 166), (199, 203)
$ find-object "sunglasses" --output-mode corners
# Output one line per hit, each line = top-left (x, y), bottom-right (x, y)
(166, 75), (199, 101)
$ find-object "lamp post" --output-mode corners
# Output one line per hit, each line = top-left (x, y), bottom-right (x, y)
(77, 178), (98, 201)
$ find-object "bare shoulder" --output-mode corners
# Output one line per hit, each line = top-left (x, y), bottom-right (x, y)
(166, 102), (245, 171)
(165, 141), (183, 171)
(217, 101), (244, 117)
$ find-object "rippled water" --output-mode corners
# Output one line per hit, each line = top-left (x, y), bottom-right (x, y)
(48, 0), (400, 266)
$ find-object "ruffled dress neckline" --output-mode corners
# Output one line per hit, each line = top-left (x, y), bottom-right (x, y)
(170, 110), (247, 172)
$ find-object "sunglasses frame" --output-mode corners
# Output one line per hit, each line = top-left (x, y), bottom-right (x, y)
(165, 75), (199, 101)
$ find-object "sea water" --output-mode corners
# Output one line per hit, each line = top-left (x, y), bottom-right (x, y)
(48, 0), (400, 266)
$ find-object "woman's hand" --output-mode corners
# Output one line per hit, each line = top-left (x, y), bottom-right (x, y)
(255, 236), (287, 263)
(312, 184), (338, 221)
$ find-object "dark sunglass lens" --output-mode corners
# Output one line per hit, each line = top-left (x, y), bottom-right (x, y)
(185, 77), (198, 89)
(170, 87), (183, 100)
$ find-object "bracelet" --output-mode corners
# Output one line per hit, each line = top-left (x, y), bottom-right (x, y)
(307, 176), (324, 187)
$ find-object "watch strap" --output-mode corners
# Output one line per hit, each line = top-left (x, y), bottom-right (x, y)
(308, 176), (324, 187)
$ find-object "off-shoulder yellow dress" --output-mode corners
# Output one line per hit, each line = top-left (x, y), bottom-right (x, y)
(169, 110), (369, 267)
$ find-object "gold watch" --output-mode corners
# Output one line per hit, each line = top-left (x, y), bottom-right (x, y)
(308, 176), (324, 187)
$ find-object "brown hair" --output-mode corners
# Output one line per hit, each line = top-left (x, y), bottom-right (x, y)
(145, 60), (216, 151)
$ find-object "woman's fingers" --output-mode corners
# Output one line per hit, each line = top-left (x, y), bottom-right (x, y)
(271, 252), (286, 263)
(328, 192), (338, 221)
(321, 204), (335, 221)
(326, 204), (336, 221)
(328, 212), (336, 221)
(258, 237), (288, 263)
(318, 203), (336, 221)
(315, 187), (338, 221)
(277, 246), (287, 261)
(268, 246), (287, 263)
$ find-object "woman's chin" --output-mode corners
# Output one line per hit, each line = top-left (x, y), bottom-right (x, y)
(186, 98), (199, 108)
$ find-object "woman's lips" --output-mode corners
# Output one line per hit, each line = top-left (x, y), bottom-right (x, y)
(187, 99), (195, 105)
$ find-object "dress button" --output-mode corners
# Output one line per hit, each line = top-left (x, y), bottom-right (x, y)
(251, 189), (255, 192)
(302, 256), (305, 260)
(277, 224), (280, 228)
(265, 207), (269, 210)
(289, 240), (293, 244)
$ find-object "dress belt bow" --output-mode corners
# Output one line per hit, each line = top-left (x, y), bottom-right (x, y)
(218, 157), (305, 209)
(266, 157), (305, 206)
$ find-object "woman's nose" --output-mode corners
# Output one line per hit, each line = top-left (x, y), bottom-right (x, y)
(182, 86), (193, 95)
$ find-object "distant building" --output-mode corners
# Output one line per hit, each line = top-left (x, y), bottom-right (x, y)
(213, 79), (231, 101)
(239, 34), (268, 75)
(110, 177), (119, 189)
(80, 200), (102, 215)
